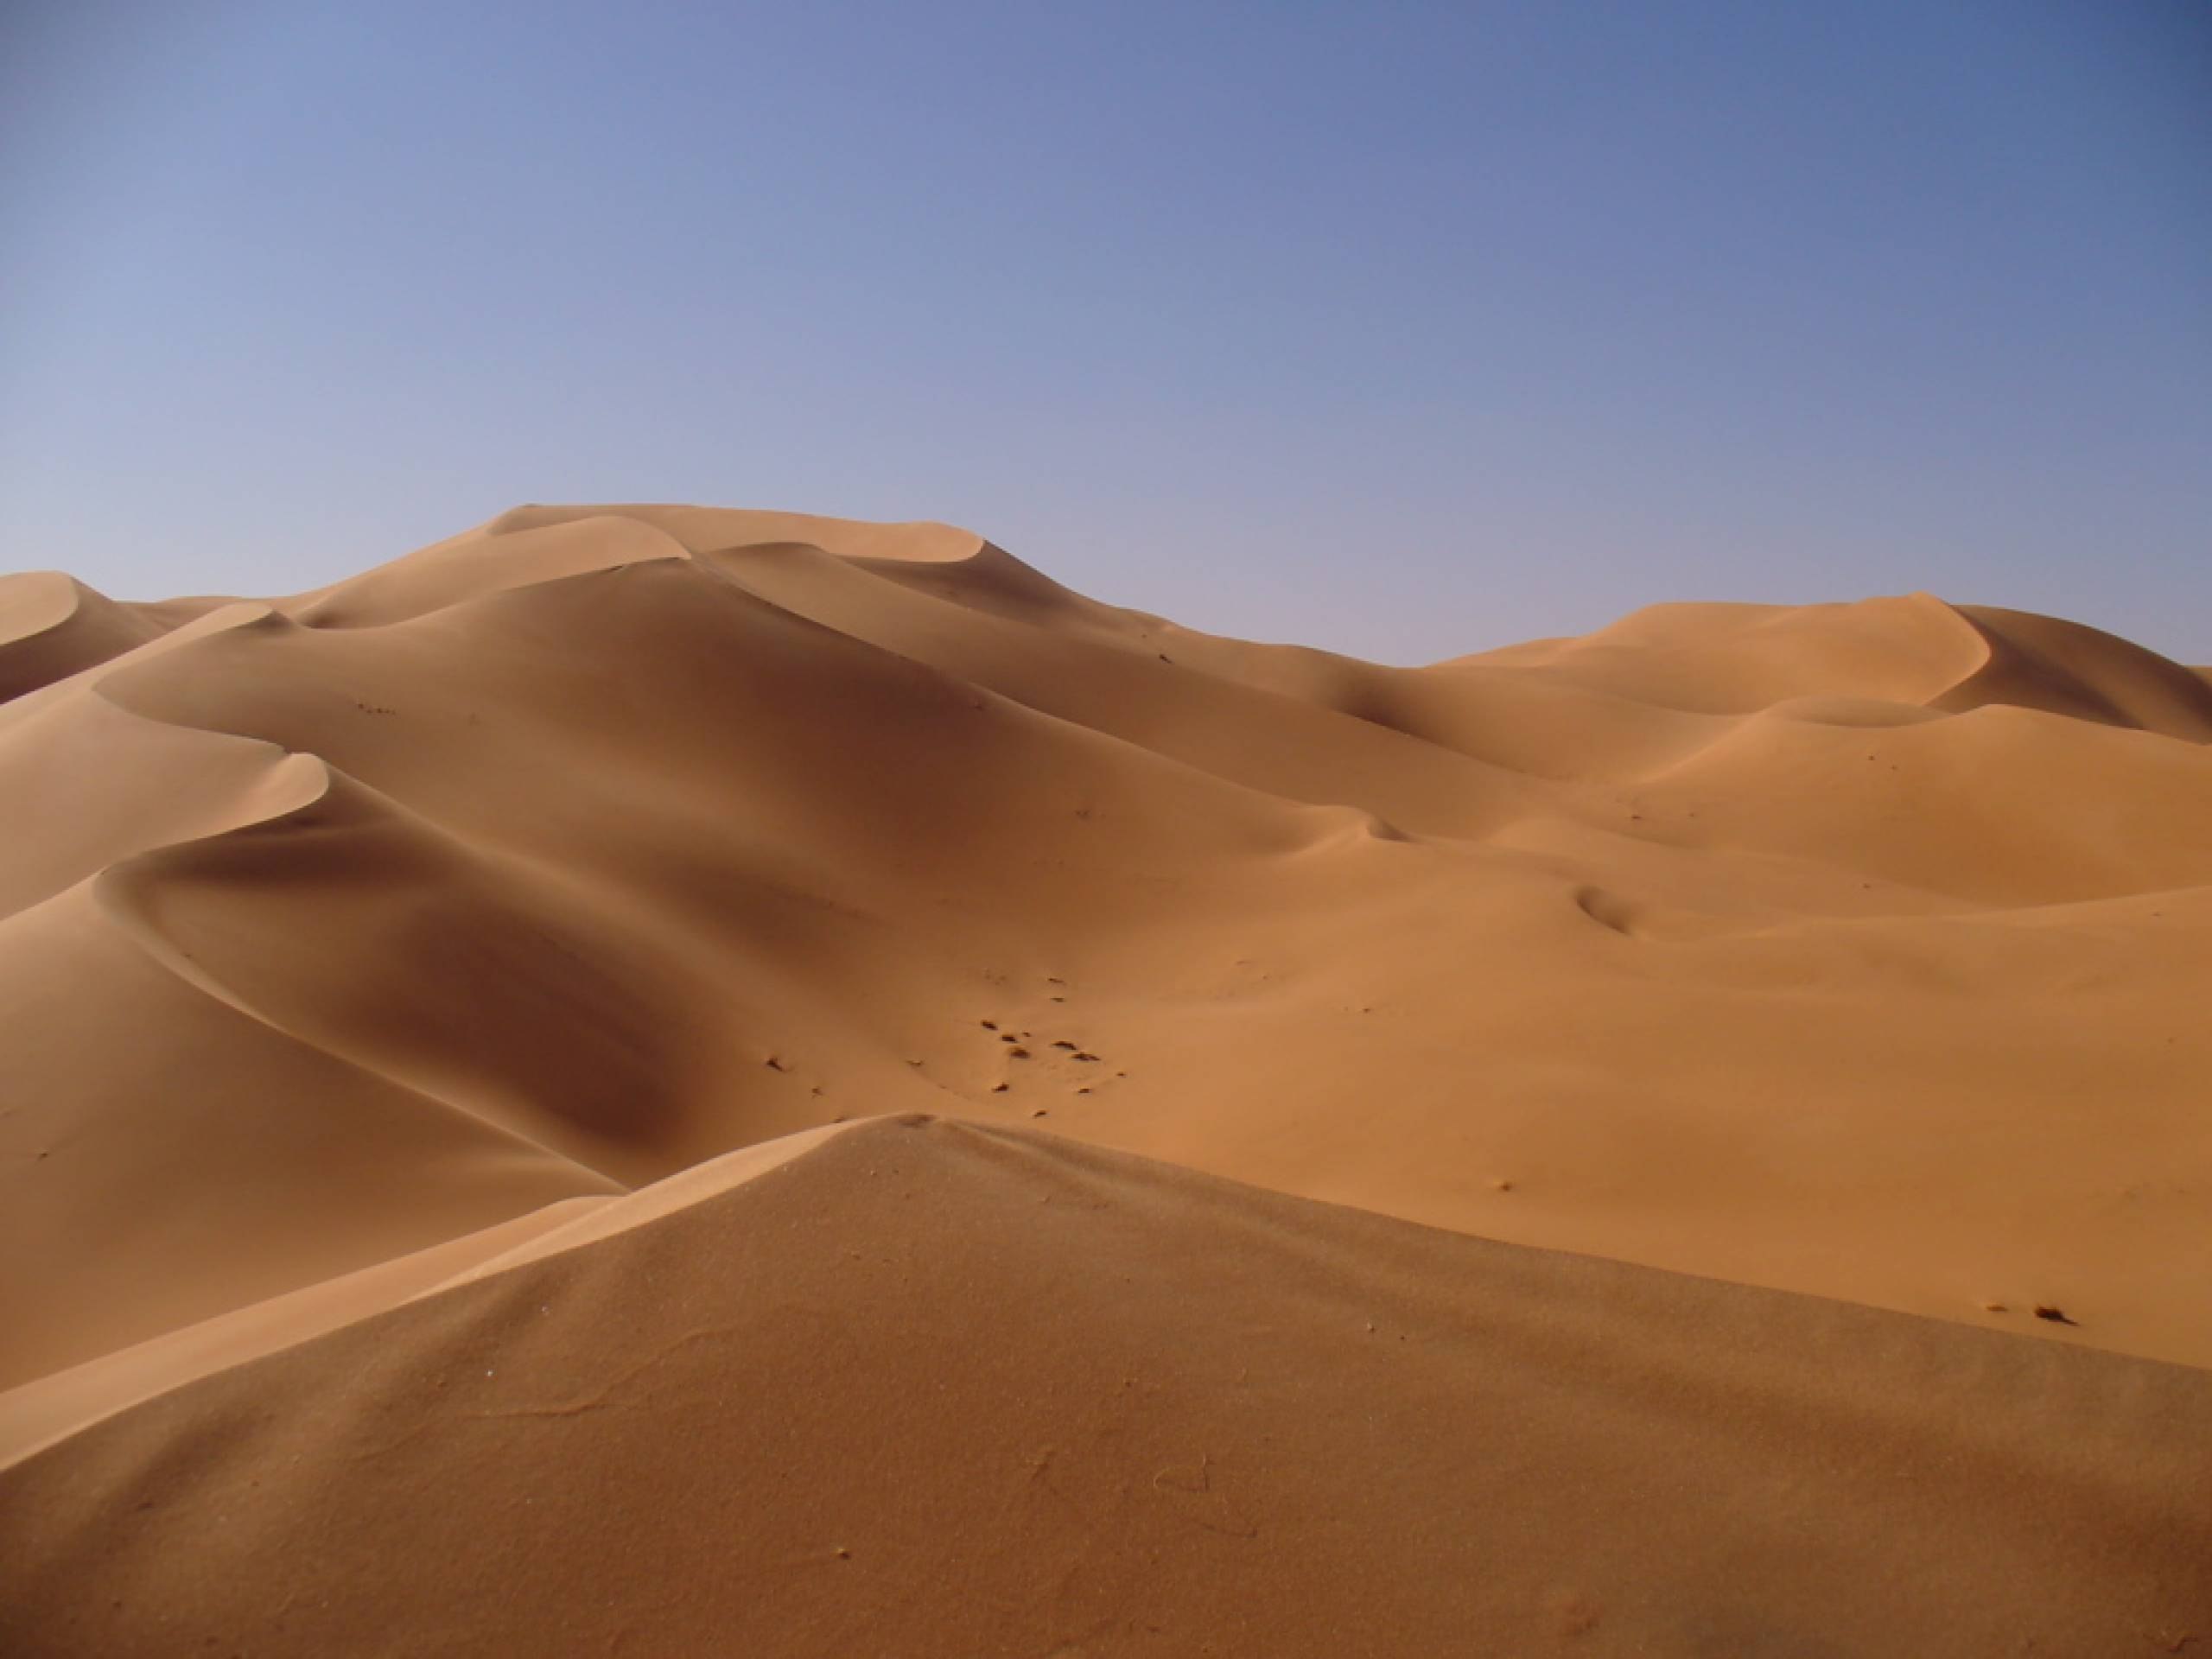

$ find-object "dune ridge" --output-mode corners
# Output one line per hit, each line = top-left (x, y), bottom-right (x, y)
(6, 1116), (2209, 1656)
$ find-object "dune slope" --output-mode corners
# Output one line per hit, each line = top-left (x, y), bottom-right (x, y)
(5, 1116), (2209, 1658)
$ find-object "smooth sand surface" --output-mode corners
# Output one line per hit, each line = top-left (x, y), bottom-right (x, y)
(3, 506), (2209, 1649)
(6, 1117), (2209, 1656)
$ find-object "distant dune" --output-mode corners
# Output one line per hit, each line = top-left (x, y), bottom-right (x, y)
(4, 507), (2209, 1651)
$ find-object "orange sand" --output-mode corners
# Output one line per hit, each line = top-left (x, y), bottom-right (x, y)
(3, 506), (2209, 1651)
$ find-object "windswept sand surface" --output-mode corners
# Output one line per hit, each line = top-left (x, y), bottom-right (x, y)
(4, 506), (2209, 1651)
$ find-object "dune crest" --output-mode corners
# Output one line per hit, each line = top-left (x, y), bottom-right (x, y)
(6, 1116), (2209, 1656)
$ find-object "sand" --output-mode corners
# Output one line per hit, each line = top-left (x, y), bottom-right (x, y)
(3, 505), (2209, 1651)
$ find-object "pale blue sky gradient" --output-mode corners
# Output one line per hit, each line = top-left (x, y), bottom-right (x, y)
(3, 2), (2206, 662)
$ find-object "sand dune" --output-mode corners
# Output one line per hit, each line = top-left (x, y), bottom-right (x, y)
(6, 1118), (2209, 1656)
(3, 506), (2209, 1647)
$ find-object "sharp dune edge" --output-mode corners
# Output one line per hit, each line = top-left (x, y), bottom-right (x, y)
(3, 505), (2209, 1652)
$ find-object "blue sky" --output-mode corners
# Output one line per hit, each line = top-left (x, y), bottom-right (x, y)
(3, 1), (2206, 662)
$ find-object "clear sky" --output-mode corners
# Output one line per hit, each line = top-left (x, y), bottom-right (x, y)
(3, 2), (2206, 663)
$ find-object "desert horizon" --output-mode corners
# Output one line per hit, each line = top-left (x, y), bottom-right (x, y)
(4, 503), (2209, 1651)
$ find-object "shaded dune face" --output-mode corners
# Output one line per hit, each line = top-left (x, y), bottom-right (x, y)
(2, 507), (2209, 1395)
